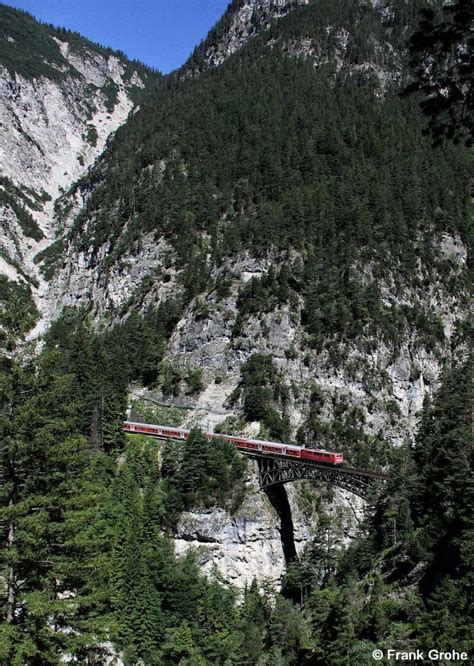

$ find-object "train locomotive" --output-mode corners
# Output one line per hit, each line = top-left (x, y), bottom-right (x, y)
(122, 421), (344, 466)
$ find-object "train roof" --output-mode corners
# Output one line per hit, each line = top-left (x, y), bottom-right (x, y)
(124, 421), (191, 434)
(246, 438), (301, 451)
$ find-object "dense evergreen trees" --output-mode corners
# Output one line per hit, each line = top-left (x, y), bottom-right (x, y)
(1, 1), (471, 662)
(0, 320), (257, 664)
(302, 357), (473, 662)
(161, 430), (247, 517)
(404, 0), (474, 145)
(234, 354), (291, 441)
(0, 277), (39, 351)
(0, 351), (113, 663)
(57, 0), (471, 357)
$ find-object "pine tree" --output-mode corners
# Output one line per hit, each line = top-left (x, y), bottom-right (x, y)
(0, 351), (113, 663)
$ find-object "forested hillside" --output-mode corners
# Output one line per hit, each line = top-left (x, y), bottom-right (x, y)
(45, 0), (471, 462)
(1, 316), (472, 663)
(0, 0), (472, 663)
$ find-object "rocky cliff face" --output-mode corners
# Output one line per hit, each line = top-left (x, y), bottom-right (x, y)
(0, 6), (153, 335)
(165, 235), (468, 446)
(0, 59), (142, 275)
(173, 462), (362, 588)
(186, 0), (310, 74)
(2, 1), (471, 586)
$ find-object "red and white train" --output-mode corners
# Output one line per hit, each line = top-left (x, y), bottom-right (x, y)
(122, 421), (344, 466)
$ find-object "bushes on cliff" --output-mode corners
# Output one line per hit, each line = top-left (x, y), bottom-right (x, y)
(236, 354), (291, 441)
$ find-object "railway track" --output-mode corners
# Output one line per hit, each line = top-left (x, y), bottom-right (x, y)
(247, 452), (389, 480)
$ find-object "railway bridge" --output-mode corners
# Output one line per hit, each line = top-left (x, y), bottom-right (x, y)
(255, 456), (387, 499)
(123, 421), (388, 500)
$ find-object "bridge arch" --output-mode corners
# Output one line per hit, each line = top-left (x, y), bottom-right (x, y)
(256, 457), (387, 500)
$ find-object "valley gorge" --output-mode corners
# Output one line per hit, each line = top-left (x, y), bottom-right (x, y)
(0, 1), (472, 664)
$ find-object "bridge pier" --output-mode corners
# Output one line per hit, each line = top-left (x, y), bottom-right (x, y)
(262, 481), (297, 566)
(255, 456), (387, 577)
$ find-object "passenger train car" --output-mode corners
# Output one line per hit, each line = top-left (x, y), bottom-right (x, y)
(122, 421), (344, 466)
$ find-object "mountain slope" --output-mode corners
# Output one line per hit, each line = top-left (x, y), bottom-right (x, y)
(185, 0), (310, 73)
(0, 4), (158, 345)
(38, 0), (471, 465)
(0, 2), (472, 661)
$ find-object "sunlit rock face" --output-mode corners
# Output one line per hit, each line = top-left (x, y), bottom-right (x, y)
(2, 0), (470, 584)
(0, 24), (149, 333)
(186, 0), (310, 73)
(172, 463), (362, 589)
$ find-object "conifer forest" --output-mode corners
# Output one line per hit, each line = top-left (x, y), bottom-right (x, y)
(0, 1), (472, 664)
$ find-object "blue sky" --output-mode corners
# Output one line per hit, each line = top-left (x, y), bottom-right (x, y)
(4, 0), (231, 73)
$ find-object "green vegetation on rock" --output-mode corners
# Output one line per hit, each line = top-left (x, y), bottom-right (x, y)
(0, 1), (472, 663)
(0, 177), (44, 241)
(0, 276), (38, 348)
(61, 0), (470, 355)
(0, 4), (156, 83)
